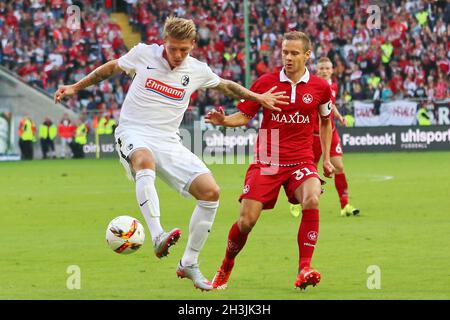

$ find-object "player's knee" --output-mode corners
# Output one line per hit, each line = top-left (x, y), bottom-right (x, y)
(131, 151), (155, 171)
(301, 194), (320, 209)
(334, 163), (344, 174)
(237, 216), (256, 233)
(202, 184), (220, 201)
(238, 209), (257, 233)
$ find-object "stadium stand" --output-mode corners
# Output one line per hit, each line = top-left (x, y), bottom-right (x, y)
(127, 0), (448, 113)
(0, 0), (448, 125)
(0, 0), (130, 120)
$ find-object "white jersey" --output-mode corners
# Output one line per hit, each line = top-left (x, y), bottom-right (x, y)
(117, 43), (220, 136)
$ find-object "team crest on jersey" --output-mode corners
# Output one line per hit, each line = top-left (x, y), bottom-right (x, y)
(243, 184), (250, 194)
(302, 93), (313, 104)
(145, 78), (186, 101)
(181, 75), (190, 86)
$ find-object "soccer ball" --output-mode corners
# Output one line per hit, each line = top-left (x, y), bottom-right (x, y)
(106, 216), (145, 254)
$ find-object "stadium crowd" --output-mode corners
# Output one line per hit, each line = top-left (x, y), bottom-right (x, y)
(0, 0), (449, 120)
(0, 0), (128, 121)
(127, 0), (449, 114)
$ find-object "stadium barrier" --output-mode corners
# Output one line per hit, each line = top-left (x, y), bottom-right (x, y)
(338, 125), (450, 152)
(0, 109), (13, 154)
(83, 134), (116, 159)
(82, 124), (450, 161)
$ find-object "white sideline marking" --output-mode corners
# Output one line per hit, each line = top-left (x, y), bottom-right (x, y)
(369, 175), (394, 182)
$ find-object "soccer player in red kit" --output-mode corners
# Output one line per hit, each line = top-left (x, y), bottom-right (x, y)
(290, 57), (360, 218)
(205, 31), (335, 290)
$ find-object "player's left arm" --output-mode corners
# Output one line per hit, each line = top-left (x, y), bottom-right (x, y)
(332, 104), (347, 126)
(319, 101), (335, 178)
(213, 78), (288, 112)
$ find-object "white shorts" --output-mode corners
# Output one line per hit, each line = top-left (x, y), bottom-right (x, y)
(115, 128), (211, 198)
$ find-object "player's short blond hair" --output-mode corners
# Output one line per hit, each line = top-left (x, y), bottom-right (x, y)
(317, 57), (333, 65)
(283, 31), (312, 52)
(163, 16), (197, 41)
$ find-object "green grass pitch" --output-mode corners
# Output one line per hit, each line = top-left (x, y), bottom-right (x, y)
(1, 151), (450, 300)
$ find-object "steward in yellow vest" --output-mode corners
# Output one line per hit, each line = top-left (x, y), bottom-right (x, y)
(18, 115), (36, 160)
(39, 117), (57, 159)
(381, 42), (393, 64)
(97, 115), (117, 135)
(72, 121), (89, 158)
(344, 114), (355, 127)
(417, 106), (431, 126)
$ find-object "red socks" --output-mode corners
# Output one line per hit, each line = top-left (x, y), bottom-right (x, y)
(224, 210), (321, 272)
(298, 209), (319, 270)
(334, 173), (349, 209)
(222, 222), (249, 271)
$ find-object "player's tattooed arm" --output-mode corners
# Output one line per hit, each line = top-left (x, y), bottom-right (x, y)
(54, 60), (123, 103)
(214, 78), (289, 112)
(73, 60), (123, 92)
(205, 108), (251, 127)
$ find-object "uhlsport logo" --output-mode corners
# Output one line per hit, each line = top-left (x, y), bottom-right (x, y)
(145, 78), (186, 101)
(307, 231), (318, 241)
(302, 93), (313, 104)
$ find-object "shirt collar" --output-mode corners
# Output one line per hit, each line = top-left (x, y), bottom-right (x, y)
(279, 67), (310, 84)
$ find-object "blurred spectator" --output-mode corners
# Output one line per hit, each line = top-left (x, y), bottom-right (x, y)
(18, 114), (36, 160)
(372, 83), (383, 115)
(352, 82), (366, 100)
(57, 113), (75, 159)
(39, 116), (57, 159)
(434, 72), (449, 100)
(96, 113), (117, 135)
(71, 118), (89, 159)
(417, 104), (432, 125)
(0, 1), (129, 116)
(404, 74), (418, 98)
(381, 83), (394, 101)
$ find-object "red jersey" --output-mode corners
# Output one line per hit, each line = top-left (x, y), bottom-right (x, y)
(238, 69), (332, 165)
(58, 120), (76, 138)
(313, 81), (338, 134)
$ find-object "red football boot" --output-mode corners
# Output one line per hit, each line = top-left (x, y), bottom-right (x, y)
(295, 267), (321, 290)
(212, 264), (233, 290)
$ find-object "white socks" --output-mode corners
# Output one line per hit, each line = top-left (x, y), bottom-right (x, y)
(136, 169), (218, 264)
(135, 169), (164, 243)
(181, 200), (219, 266)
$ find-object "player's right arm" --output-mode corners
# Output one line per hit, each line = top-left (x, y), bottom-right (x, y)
(205, 108), (251, 127)
(54, 60), (124, 104)
(205, 78), (267, 128)
(213, 80), (288, 112)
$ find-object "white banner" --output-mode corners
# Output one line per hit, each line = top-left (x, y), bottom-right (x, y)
(354, 100), (418, 126)
(0, 111), (12, 154)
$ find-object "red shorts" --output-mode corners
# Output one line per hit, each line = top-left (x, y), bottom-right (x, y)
(313, 129), (343, 164)
(239, 162), (322, 210)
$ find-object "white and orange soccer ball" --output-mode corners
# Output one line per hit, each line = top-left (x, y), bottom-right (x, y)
(106, 216), (145, 254)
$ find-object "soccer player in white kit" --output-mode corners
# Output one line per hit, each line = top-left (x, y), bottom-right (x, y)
(54, 17), (288, 291)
